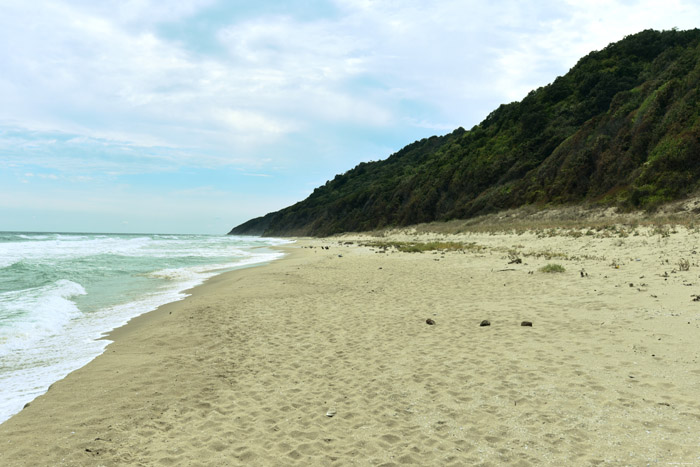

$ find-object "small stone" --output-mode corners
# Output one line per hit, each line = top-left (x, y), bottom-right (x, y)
(521, 321), (533, 327)
(426, 318), (435, 325)
(326, 409), (336, 417)
(480, 320), (491, 327)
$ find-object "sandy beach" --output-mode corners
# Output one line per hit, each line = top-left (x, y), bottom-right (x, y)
(1, 226), (700, 465)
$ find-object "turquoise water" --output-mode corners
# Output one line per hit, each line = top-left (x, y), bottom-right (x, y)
(0, 232), (290, 423)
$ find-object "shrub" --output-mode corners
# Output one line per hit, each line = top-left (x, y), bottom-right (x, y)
(539, 263), (566, 273)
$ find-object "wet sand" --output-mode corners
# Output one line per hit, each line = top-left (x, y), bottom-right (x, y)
(1, 228), (700, 465)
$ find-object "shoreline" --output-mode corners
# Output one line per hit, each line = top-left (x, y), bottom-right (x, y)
(0, 240), (291, 426)
(104, 245), (297, 344)
(2, 231), (700, 465)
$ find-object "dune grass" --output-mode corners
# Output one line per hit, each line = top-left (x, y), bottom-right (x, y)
(360, 240), (484, 253)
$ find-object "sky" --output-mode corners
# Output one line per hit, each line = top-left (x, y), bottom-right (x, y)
(1, 0), (699, 234)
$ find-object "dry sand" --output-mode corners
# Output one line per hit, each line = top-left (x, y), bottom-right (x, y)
(1, 227), (700, 465)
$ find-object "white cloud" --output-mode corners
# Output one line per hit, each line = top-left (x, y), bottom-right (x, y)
(0, 1), (401, 169)
(70, 0), (218, 26)
(3, 0), (697, 169)
(213, 108), (297, 136)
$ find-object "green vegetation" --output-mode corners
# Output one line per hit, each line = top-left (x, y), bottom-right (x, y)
(539, 264), (566, 273)
(359, 241), (482, 253)
(231, 29), (700, 237)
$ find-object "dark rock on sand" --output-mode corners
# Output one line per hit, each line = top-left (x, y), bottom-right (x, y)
(521, 321), (533, 327)
(426, 319), (435, 325)
(480, 320), (491, 327)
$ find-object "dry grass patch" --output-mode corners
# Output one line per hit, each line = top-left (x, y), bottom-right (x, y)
(360, 240), (484, 253)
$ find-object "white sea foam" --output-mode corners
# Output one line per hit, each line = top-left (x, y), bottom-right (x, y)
(147, 252), (284, 282)
(0, 258), (18, 269)
(0, 279), (87, 348)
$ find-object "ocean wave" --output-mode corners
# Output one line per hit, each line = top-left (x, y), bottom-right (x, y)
(0, 234), (290, 267)
(0, 258), (18, 270)
(0, 260), (68, 291)
(0, 279), (86, 350)
(146, 252), (285, 283)
(17, 234), (51, 240)
(262, 237), (296, 246)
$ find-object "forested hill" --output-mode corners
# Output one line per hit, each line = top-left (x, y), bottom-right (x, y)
(230, 29), (700, 237)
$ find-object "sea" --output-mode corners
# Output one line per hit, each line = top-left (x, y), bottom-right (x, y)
(0, 231), (290, 424)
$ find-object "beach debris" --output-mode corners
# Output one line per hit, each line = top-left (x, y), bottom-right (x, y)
(480, 320), (491, 327)
(426, 318), (436, 325)
(326, 409), (337, 417)
(521, 321), (533, 327)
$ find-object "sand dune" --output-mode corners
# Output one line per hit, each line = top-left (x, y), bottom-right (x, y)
(1, 227), (700, 465)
